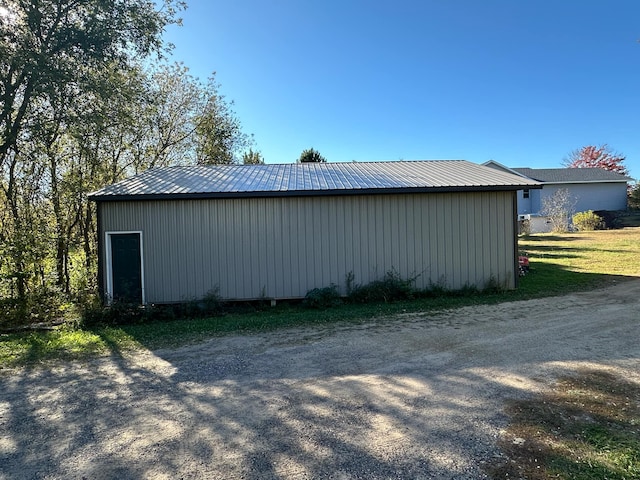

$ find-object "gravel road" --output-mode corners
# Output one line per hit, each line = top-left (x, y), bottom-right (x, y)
(1, 279), (639, 479)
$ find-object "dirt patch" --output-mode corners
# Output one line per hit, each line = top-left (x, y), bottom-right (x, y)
(1, 279), (639, 479)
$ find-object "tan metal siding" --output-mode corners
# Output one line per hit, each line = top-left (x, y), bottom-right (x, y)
(99, 191), (516, 303)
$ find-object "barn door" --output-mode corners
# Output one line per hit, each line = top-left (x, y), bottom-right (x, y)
(107, 232), (144, 304)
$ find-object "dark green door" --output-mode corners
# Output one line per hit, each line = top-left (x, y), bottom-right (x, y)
(110, 233), (142, 303)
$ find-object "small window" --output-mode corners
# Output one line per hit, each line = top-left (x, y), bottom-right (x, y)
(523, 189), (530, 199)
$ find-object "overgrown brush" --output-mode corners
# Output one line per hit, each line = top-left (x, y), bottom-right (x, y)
(302, 285), (342, 309)
(347, 270), (417, 303)
(80, 288), (224, 327)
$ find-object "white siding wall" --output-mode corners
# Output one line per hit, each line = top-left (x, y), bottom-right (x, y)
(522, 182), (628, 215)
(99, 191), (516, 302)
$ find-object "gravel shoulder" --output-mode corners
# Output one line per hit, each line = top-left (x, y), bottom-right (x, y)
(1, 279), (639, 479)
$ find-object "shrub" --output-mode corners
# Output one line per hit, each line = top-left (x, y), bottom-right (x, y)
(302, 284), (342, 309)
(81, 297), (149, 327)
(572, 210), (605, 231)
(593, 210), (622, 229)
(348, 270), (417, 303)
(0, 286), (70, 331)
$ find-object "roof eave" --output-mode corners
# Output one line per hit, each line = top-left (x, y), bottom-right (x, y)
(88, 183), (542, 202)
(539, 180), (630, 185)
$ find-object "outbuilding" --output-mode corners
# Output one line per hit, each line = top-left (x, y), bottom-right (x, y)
(88, 161), (541, 304)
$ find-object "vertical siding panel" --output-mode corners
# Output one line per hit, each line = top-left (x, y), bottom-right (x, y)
(162, 202), (176, 301)
(266, 199), (278, 296)
(479, 194), (490, 288)
(406, 195), (417, 281)
(258, 200), (269, 297)
(275, 199), (284, 298)
(220, 200), (228, 297)
(356, 196), (367, 285)
(426, 195), (437, 285)
(190, 201), (202, 299)
(435, 195), (444, 284)
(385, 196), (396, 275)
(277, 199), (288, 298)
(490, 193), (499, 283)
(323, 198), (333, 287)
(374, 196), (384, 279)
(473, 194), (484, 288)
(175, 202), (186, 300)
(496, 193), (504, 281)
(460, 194), (469, 288)
(333, 198), (342, 288)
(199, 202), (209, 296)
(462, 195), (473, 288)
(447, 193), (458, 289)
(342, 198), (353, 294)
(250, 198), (261, 296)
(478, 193), (489, 288)
(306, 198), (317, 292)
(410, 196), (418, 281)
(291, 198), (303, 297)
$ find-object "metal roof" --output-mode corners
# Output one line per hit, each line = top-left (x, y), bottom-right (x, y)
(89, 160), (542, 201)
(513, 167), (632, 184)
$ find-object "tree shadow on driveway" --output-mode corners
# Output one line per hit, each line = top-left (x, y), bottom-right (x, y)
(2, 279), (640, 479)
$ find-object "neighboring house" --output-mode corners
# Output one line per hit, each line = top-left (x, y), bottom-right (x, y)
(88, 161), (540, 304)
(484, 161), (631, 231)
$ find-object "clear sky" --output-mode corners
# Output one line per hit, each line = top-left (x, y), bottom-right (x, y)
(163, 1), (640, 178)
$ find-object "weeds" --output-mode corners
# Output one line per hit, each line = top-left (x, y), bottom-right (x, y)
(80, 288), (224, 327)
(347, 270), (418, 303)
(302, 284), (342, 309)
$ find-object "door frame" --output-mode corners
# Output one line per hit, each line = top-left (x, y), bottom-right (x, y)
(105, 230), (146, 304)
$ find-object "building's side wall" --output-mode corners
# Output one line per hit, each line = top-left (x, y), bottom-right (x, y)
(98, 191), (517, 302)
(516, 189), (533, 215)
(528, 182), (628, 215)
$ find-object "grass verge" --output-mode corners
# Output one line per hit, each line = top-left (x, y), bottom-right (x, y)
(485, 369), (640, 480)
(1, 228), (639, 367)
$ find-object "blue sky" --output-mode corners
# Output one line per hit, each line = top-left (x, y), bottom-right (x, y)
(163, 1), (640, 178)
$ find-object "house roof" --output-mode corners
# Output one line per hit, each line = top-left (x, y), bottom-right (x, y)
(512, 167), (632, 184)
(88, 160), (542, 201)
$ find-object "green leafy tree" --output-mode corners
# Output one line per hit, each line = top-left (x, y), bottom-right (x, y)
(243, 148), (264, 165)
(629, 183), (640, 210)
(0, 1), (257, 323)
(298, 148), (327, 163)
(0, 0), (183, 306)
(194, 76), (252, 165)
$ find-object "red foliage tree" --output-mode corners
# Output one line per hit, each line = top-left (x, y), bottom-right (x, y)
(563, 144), (629, 175)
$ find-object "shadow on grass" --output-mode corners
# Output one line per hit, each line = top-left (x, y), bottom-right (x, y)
(485, 369), (640, 480)
(522, 244), (638, 256)
(520, 235), (583, 242)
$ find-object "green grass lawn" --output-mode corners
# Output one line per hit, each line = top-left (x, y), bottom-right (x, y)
(2, 227), (639, 368)
(517, 228), (640, 295)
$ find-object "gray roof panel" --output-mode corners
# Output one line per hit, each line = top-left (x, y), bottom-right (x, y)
(89, 160), (542, 201)
(513, 167), (632, 183)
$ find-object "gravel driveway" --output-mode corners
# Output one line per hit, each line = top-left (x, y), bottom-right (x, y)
(1, 279), (639, 479)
